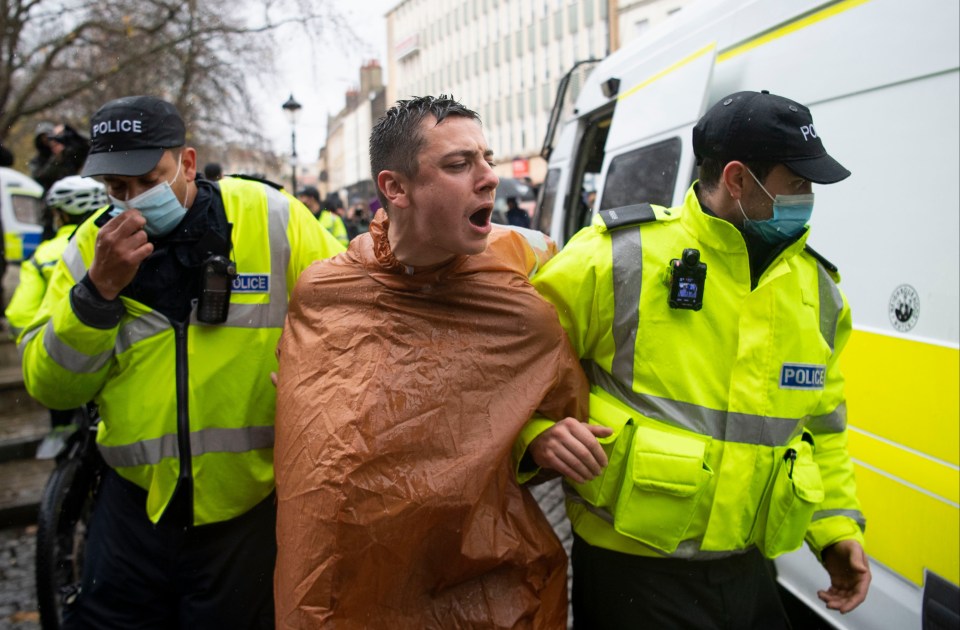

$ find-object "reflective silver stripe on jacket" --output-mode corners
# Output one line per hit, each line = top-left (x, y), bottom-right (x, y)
(585, 361), (805, 447)
(194, 185), (291, 329)
(805, 403), (847, 434)
(98, 426), (275, 468)
(811, 508), (866, 531)
(609, 227), (643, 386)
(61, 241), (87, 284)
(817, 263), (844, 351)
(115, 312), (169, 354)
(40, 320), (112, 373)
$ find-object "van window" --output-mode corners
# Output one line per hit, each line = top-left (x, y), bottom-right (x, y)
(12, 194), (43, 225)
(599, 138), (682, 210)
(535, 168), (561, 234)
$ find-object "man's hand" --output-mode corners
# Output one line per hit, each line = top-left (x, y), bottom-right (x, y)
(88, 210), (153, 300)
(529, 417), (613, 484)
(818, 539), (871, 614)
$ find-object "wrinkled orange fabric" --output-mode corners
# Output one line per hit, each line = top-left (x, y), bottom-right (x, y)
(274, 213), (587, 629)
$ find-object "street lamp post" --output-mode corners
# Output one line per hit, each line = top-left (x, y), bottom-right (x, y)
(281, 94), (302, 194)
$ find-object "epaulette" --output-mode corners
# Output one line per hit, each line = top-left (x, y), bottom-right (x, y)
(598, 203), (658, 230)
(804, 244), (838, 273)
(225, 173), (285, 191)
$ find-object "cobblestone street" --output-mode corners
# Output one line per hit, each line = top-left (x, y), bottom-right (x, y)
(0, 525), (40, 630)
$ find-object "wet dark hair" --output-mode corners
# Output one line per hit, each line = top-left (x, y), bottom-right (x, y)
(698, 157), (775, 192)
(369, 95), (480, 208)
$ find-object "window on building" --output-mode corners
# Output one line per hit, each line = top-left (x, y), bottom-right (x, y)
(528, 87), (537, 115)
(515, 30), (523, 56)
(583, 0), (594, 27)
(528, 24), (535, 52)
(568, 2), (578, 33)
(540, 17), (549, 45)
(599, 138), (683, 211)
(493, 41), (500, 66)
(599, 0), (607, 18)
(506, 94), (513, 121)
(554, 10), (562, 39)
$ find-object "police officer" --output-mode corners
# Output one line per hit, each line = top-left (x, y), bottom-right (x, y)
(19, 95), (344, 629)
(296, 186), (349, 247)
(526, 91), (871, 628)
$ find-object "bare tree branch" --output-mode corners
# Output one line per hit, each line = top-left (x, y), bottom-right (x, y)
(1, 0), (353, 174)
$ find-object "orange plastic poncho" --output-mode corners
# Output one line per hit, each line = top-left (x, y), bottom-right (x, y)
(274, 214), (587, 629)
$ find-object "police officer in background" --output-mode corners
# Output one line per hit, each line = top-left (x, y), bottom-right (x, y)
(19, 95), (344, 629)
(526, 91), (871, 628)
(296, 186), (349, 247)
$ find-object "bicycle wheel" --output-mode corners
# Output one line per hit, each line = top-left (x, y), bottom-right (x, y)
(35, 455), (98, 630)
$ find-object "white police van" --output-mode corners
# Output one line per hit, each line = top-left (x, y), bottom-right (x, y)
(1, 167), (45, 263)
(535, 0), (959, 627)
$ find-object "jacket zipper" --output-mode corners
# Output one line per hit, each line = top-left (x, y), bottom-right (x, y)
(173, 320), (192, 521)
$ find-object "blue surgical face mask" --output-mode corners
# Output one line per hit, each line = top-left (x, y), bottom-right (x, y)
(737, 168), (814, 244)
(109, 156), (187, 237)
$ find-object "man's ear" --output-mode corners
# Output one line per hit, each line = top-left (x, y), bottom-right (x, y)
(721, 160), (748, 201)
(182, 147), (198, 183)
(377, 170), (411, 210)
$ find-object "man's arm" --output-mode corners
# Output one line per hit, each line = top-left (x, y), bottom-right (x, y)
(5, 255), (47, 337)
(20, 212), (144, 409)
(514, 226), (615, 482)
(805, 289), (871, 612)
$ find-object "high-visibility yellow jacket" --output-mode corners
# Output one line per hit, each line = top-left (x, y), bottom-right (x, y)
(20, 177), (345, 525)
(318, 210), (349, 247)
(528, 185), (865, 560)
(5, 224), (77, 337)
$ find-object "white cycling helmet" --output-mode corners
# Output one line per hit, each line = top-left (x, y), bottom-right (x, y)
(45, 176), (108, 215)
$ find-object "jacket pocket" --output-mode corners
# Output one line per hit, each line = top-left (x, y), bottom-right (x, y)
(571, 392), (635, 509)
(760, 435), (824, 558)
(612, 423), (713, 554)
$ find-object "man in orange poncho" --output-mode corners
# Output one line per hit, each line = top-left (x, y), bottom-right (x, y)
(274, 95), (610, 628)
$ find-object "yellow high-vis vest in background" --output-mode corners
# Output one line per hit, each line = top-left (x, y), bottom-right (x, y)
(319, 209), (349, 247)
(20, 177), (345, 525)
(530, 184), (865, 560)
(5, 224), (78, 337)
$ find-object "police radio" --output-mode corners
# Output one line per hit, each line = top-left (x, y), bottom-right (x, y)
(667, 248), (707, 311)
(197, 255), (237, 324)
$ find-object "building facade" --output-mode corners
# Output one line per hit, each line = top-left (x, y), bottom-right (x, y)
(318, 60), (387, 208)
(387, 0), (612, 183)
(320, 0), (692, 198)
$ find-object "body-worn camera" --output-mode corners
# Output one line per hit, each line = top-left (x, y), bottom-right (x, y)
(667, 248), (707, 311)
(197, 255), (237, 324)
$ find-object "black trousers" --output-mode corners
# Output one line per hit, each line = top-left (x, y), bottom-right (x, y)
(572, 534), (791, 630)
(63, 470), (277, 630)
